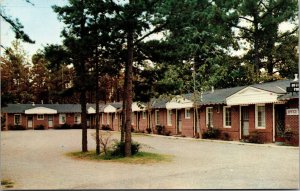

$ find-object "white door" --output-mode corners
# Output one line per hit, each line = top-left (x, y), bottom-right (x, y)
(242, 107), (249, 136)
(48, 115), (53, 128)
(27, 116), (33, 128)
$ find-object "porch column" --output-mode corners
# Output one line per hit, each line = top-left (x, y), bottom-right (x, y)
(272, 103), (275, 142)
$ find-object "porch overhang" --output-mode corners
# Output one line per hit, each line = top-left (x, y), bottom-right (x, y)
(166, 97), (193, 109)
(25, 107), (57, 114)
(132, 102), (146, 112)
(87, 107), (96, 114)
(104, 105), (117, 113)
(226, 86), (280, 106)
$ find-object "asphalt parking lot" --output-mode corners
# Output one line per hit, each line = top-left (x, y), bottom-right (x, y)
(1, 129), (299, 189)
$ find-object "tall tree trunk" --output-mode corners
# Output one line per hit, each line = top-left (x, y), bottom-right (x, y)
(124, 16), (134, 157)
(80, 89), (88, 152)
(80, 0), (88, 152)
(95, 58), (100, 155)
(121, 62), (128, 143)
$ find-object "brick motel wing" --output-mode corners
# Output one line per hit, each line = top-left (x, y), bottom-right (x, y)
(2, 79), (299, 145)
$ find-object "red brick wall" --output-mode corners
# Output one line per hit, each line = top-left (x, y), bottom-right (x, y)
(181, 108), (194, 137)
(138, 111), (148, 131)
(218, 105), (240, 141)
(33, 114), (48, 128)
(285, 99), (299, 145)
(165, 109), (176, 135)
(6, 114), (27, 128)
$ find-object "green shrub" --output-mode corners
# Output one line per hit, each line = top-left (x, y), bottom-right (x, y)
(155, 125), (165, 135)
(164, 130), (171, 136)
(101, 124), (112, 131)
(245, 131), (264, 144)
(72, 124), (82, 129)
(136, 129), (145, 133)
(146, 128), (152, 134)
(111, 141), (140, 157)
(221, 132), (230, 141)
(202, 127), (220, 139)
(8, 124), (26, 130)
(283, 128), (293, 142)
(35, 124), (46, 130)
(54, 123), (71, 129)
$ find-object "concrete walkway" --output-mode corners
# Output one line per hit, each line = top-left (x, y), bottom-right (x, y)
(1, 129), (299, 189)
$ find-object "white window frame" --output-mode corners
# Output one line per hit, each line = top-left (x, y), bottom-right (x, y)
(59, 114), (66, 124)
(255, 104), (266, 129)
(185, 108), (191, 119)
(206, 107), (213, 127)
(155, 110), (159, 125)
(142, 111), (146, 119)
(14, 114), (21, 125)
(223, 106), (231, 128)
(167, 109), (172, 126)
(37, 114), (44, 120)
(74, 113), (81, 124)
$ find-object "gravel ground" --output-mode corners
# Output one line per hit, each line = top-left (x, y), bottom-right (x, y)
(1, 129), (299, 189)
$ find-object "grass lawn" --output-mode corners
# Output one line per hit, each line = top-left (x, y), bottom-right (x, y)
(67, 151), (172, 164)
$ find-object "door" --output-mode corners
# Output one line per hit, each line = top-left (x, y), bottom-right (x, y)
(275, 105), (285, 137)
(241, 107), (249, 137)
(48, 115), (53, 128)
(27, 116), (33, 129)
(177, 110), (182, 133)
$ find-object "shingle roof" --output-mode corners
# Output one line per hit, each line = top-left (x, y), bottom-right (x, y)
(199, 86), (246, 105)
(150, 98), (167, 109)
(278, 92), (299, 101)
(250, 79), (291, 94)
(110, 102), (123, 109)
(1, 103), (107, 114)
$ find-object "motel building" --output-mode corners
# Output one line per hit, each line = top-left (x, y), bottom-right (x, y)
(1, 78), (299, 145)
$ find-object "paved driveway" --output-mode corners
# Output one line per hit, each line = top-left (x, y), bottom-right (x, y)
(1, 129), (298, 189)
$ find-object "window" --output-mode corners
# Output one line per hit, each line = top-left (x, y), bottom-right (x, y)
(74, 113), (81, 124)
(167, 110), (172, 126)
(14, 114), (21, 125)
(223, 106), (231, 128)
(142, 111), (146, 119)
(206, 107), (213, 127)
(255, 105), (266, 129)
(185, 108), (191, 119)
(59, 114), (66, 124)
(37, 114), (44, 120)
(155, 110), (160, 125)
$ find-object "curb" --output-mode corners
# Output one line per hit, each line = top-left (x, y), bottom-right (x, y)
(145, 133), (299, 149)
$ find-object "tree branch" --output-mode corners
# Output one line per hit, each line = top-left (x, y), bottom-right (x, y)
(134, 22), (168, 45)
(239, 16), (253, 23)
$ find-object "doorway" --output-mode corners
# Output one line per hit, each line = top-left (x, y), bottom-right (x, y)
(48, 115), (53, 128)
(27, 116), (33, 129)
(275, 104), (285, 138)
(177, 110), (182, 134)
(241, 106), (249, 137)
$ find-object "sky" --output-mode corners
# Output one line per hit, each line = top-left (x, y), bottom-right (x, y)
(1, 0), (68, 57)
(0, 0), (296, 59)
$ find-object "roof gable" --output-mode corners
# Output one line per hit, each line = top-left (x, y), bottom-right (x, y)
(226, 86), (280, 105)
(25, 107), (57, 114)
(166, 96), (193, 109)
